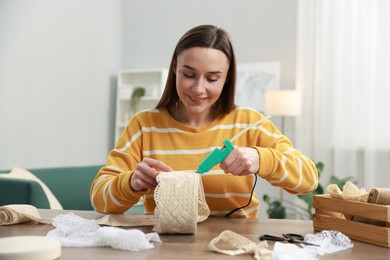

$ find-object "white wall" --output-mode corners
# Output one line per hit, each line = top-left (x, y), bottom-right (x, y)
(123, 0), (297, 90)
(0, 0), (122, 169)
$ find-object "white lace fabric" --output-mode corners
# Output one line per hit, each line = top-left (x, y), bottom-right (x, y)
(211, 230), (353, 260)
(273, 230), (353, 259)
(47, 213), (161, 251)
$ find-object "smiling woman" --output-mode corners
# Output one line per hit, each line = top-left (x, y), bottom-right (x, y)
(90, 24), (318, 219)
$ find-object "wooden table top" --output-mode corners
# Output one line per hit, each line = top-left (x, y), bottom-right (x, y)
(1, 209), (389, 259)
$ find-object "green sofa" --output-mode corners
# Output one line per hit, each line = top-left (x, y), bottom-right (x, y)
(0, 165), (144, 213)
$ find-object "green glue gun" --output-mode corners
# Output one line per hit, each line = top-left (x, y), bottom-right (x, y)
(196, 116), (271, 174)
(197, 140), (235, 174)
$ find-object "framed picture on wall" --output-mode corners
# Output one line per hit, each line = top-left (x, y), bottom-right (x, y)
(235, 61), (281, 112)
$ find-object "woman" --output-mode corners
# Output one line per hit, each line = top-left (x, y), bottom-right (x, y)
(90, 24), (318, 218)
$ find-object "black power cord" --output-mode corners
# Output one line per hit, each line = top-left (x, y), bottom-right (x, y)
(225, 173), (258, 217)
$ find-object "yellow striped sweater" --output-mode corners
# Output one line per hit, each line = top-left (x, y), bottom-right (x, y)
(90, 107), (318, 218)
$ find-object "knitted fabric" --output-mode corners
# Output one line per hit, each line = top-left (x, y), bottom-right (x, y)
(153, 171), (209, 234)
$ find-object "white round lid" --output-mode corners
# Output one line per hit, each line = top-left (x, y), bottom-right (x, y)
(0, 236), (61, 260)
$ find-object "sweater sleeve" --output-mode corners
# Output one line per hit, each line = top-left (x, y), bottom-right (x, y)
(254, 122), (318, 195)
(90, 116), (148, 214)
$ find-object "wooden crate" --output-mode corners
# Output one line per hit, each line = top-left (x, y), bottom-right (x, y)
(313, 194), (390, 248)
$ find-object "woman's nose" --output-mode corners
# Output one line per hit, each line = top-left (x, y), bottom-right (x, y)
(192, 77), (206, 93)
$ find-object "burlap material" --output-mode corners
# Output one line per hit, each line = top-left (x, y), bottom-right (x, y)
(209, 230), (272, 259)
(0, 204), (52, 225)
(328, 184), (390, 226)
(367, 188), (390, 205)
(327, 181), (368, 202)
(327, 181), (368, 221)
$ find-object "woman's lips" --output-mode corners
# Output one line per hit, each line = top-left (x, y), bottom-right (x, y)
(187, 94), (207, 104)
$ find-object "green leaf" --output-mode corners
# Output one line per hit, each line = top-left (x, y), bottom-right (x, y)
(263, 194), (271, 205)
(315, 161), (324, 171)
(130, 87), (146, 112)
(316, 162), (324, 176)
(263, 194), (286, 218)
(268, 201), (286, 219)
(316, 184), (324, 194)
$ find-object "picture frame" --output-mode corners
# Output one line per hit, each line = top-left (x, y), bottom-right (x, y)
(235, 61), (281, 112)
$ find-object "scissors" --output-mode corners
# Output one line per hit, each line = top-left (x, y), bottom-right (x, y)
(259, 233), (320, 247)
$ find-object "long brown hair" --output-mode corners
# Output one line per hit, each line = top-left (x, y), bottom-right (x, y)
(156, 24), (237, 116)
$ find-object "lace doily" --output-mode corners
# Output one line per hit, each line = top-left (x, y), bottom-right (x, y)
(304, 230), (353, 255)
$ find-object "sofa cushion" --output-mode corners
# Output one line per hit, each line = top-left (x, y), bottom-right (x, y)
(29, 165), (103, 210)
(0, 177), (50, 208)
(0, 168), (62, 209)
(0, 165), (145, 213)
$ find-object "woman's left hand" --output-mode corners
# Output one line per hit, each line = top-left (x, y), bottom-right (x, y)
(220, 147), (259, 176)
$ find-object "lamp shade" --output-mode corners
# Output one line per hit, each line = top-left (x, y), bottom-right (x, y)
(264, 90), (302, 116)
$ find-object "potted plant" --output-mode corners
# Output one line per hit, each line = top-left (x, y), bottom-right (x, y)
(263, 162), (358, 219)
(130, 87), (146, 114)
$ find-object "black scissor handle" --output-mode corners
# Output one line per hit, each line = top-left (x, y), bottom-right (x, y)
(283, 233), (305, 241)
(259, 234), (287, 242)
(284, 233), (320, 247)
(260, 233), (320, 247)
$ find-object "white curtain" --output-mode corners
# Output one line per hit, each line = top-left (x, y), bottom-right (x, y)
(296, 0), (390, 189)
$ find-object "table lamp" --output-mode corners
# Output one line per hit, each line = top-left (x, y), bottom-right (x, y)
(264, 90), (302, 133)
(264, 90), (302, 203)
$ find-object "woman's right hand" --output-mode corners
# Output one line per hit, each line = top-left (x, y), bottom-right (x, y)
(130, 158), (173, 192)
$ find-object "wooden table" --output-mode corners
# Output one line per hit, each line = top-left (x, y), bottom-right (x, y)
(1, 209), (389, 259)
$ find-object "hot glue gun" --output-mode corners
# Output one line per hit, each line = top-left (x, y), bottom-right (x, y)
(197, 140), (234, 174)
(196, 115), (271, 174)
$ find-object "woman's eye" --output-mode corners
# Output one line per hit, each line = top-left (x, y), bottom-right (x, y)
(184, 73), (195, 78)
(208, 78), (218, 82)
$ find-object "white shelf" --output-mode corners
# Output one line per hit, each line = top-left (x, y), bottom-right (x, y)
(115, 68), (168, 143)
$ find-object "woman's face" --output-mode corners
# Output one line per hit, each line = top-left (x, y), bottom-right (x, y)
(174, 47), (229, 123)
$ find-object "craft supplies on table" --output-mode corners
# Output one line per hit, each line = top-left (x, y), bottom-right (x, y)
(313, 194), (390, 248)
